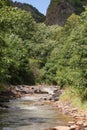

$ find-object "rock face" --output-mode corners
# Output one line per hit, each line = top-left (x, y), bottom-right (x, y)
(45, 0), (74, 26)
(45, 0), (87, 26)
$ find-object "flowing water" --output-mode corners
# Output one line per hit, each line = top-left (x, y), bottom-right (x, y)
(0, 94), (70, 130)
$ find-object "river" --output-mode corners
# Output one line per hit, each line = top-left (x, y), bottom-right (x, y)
(0, 94), (70, 130)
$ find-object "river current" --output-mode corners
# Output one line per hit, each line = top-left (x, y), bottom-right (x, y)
(0, 94), (70, 130)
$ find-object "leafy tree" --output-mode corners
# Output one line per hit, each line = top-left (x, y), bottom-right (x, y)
(0, 6), (36, 40)
(0, 34), (8, 82)
(0, 0), (12, 8)
(0, 6), (36, 85)
(0, 0), (87, 102)
(13, 2), (45, 23)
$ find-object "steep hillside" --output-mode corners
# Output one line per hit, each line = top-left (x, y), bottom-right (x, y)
(13, 2), (45, 23)
(45, 0), (87, 26)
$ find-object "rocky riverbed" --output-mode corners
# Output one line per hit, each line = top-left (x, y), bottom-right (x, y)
(0, 85), (87, 130)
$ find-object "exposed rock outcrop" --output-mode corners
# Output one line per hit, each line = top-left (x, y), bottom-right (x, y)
(45, 0), (74, 26)
(45, 0), (87, 26)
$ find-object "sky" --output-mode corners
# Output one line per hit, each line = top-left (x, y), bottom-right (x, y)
(13, 0), (50, 15)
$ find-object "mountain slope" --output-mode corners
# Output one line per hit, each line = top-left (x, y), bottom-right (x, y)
(13, 2), (45, 23)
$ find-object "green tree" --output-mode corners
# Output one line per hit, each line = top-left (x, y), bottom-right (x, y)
(0, 6), (36, 40)
(0, 34), (8, 82)
(0, 6), (36, 85)
(0, 0), (12, 8)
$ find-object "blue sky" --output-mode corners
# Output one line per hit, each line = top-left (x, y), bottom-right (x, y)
(13, 0), (50, 15)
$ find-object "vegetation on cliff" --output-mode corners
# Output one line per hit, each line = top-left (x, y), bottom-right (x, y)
(0, 0), (87, 101)
(45, 0), (87, 25)
(50, 0), (87, 14)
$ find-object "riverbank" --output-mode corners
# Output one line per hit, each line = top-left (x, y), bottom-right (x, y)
(49, 101), (87, 130)
(0, 85), (87, 130)
(46, 87), (87, 130)
(0, 85), (70, 130)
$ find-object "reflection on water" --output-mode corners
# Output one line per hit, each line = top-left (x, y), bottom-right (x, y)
(0, 95), (70, 130)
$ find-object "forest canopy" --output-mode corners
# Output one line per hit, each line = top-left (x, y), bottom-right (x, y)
(0, 1), (87, 100)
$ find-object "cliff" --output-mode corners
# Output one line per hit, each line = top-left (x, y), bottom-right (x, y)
(45, 0), (87, 26)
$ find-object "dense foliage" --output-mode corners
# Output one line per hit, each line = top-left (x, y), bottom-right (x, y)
(13, 2), (45, 23)
(67, 0), (86, 13)
(0, 1), (87, 100)
(0, 5), (36, 85)
(0, 0), (12, 8)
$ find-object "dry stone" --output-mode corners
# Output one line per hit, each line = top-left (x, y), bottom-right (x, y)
(53, 126), (70, 130)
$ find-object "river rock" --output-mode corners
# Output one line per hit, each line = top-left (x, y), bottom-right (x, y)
(83, 122), (87, 127)
(52, 126), (70, 130)
(0, 104), (9, 108)
(0, 89), (19, 102)
(76, 120), (84, 126)
(70, 125), (77, 130)
(45, 128), (53, 130)
(52, 89), (62, 101)
(68, 121), (75, 126)
(72, 108), (78, 113)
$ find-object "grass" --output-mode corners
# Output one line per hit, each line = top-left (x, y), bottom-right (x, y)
(60, 86), (87, 110)
(0, 83), (7, 92)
